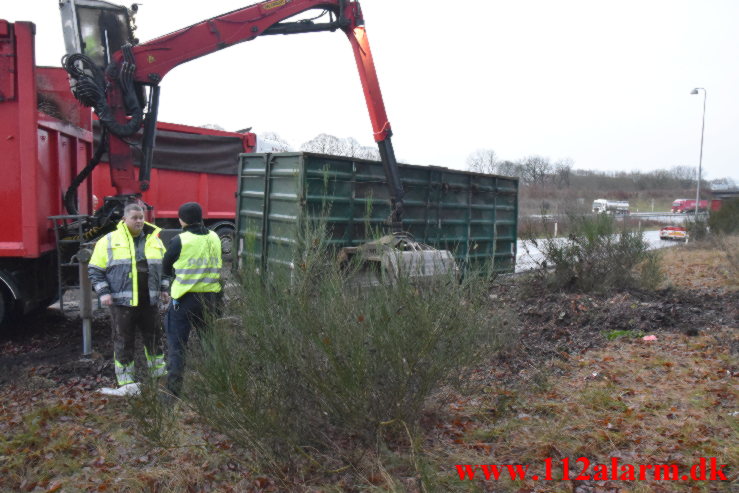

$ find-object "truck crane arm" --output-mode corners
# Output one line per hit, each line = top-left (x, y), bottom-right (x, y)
(60, 0), (404, 230)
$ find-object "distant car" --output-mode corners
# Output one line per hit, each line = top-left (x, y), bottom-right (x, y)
(659, 226), (688, 241)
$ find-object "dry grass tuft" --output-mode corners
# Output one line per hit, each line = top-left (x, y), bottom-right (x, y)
(661, 235), (739, 291)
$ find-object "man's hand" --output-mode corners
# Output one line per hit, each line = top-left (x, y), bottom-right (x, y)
(160, 292), (171, 304)
(100, 294), (113, 306)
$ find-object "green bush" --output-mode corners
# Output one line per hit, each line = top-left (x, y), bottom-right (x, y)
(529, 214), (661, 292)
(183, 220), (509, 467)
(708, 198), (739, 235)
(685, 215), (709, 241)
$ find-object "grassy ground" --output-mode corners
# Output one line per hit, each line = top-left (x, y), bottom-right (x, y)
(0, 238), (736, 492)
(659, 236), (739, 292)
(420, 326), (736, 492)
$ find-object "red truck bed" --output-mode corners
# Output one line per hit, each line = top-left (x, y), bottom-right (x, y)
(1, 20), (93, 320)
(0, 21), (93, 259)
(91, 120), (256, 226)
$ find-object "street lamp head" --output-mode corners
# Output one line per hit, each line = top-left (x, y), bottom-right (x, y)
(691, 88), (699, 94)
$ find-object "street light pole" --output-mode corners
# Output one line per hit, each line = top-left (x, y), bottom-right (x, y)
(690, 87), (706, 216)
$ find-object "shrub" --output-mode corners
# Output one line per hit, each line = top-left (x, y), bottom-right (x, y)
(638, 249), (664, 291)
(528, 214), (661, 292)
(711, 234), (739, 284)
(685, 215), (709, 242)
(126, 376), (180, 448)
(708, 198), (739, 235)
(183, 220), (509, 468)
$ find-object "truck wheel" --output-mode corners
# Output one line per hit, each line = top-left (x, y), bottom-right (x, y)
(0, 289), (12, 328)
(215, 226), (235, 256)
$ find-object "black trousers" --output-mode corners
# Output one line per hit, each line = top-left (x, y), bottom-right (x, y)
(109, 303), (163, 366)
(164, 291), (221, 396)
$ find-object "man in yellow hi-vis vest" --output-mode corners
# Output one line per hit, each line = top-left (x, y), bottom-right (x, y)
(88, 203), (168, 390)
(162, 202), (222, 397)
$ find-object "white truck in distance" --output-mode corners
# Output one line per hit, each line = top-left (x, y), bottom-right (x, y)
(592, 199), (630, 215)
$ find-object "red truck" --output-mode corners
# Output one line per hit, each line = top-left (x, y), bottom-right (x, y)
(0, 20), (94, 324)
(671, 198), (721, 213)
(0, 20), (251, 324)
(4, 0), (411, 325)
(91, 120), (256, 254)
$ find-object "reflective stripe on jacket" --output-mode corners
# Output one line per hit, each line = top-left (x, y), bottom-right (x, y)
(88, 221), (166, 306)
(171, 230), (222, 299)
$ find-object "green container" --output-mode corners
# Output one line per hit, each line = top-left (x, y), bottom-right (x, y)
(235, 152), (518, 273)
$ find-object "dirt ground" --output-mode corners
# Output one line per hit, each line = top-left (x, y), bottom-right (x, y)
(0, 307), (114, 388)
(487, 279), (737, 383)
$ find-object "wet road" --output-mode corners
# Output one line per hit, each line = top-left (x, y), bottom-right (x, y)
(516, 229), (683, 273)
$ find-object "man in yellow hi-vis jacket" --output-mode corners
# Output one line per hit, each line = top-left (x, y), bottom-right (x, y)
(89, 203), (168, 388)
(162, 202), (222, 397)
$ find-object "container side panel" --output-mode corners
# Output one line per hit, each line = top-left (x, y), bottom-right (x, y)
(237, 154), (297, 268)
(238, 153), (519, 274)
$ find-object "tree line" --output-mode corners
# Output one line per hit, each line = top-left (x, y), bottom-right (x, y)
(465, 148), (735, 192)
(258, 132), (380, 160)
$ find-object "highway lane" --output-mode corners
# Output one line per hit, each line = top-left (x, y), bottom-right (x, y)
(515, 229), (683, 273)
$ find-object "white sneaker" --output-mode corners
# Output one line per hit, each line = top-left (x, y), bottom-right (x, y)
(98, 382), (141, 397)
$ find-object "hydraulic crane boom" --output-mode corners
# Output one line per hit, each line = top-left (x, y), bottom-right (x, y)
(60, 0), (404, 230)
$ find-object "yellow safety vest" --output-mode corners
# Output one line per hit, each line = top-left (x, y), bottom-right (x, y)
(171, 231), (222, 299)
(88, 221), (165, 306)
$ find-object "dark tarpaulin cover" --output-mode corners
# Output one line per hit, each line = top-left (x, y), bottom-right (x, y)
(92, 120), (244, 175)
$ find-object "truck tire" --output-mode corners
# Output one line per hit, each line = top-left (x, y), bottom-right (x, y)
(215, 225), (235, 257)
(0, 290), (5, 327)
(0, 288), (13, 328)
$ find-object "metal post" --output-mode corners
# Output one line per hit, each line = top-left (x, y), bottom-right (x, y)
(691, 88), (707, 216)
(76, 247), (93, 356)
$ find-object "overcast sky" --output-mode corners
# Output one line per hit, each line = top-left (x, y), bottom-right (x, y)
(5, 0), (738, 181)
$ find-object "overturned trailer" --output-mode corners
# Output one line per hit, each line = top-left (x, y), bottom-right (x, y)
(235, 152), (518, 276)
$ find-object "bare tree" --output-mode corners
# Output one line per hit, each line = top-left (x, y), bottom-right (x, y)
(300, 133), (344, 155)
(668, 165), (696, 188)
(300, 133), (381, 160)
(340, 137), (378, 159)
(466, 149), (498, 174)
(554, 158), (573, 187)
(497, 160), (522, 178)
(356, 145), (380, 161)
(519, 155), (552, 185)
(258, 131), (292, 152)
(341, 137), (364, 157)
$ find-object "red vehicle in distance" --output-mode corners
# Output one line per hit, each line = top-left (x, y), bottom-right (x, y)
(671, 199), (721, 213)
